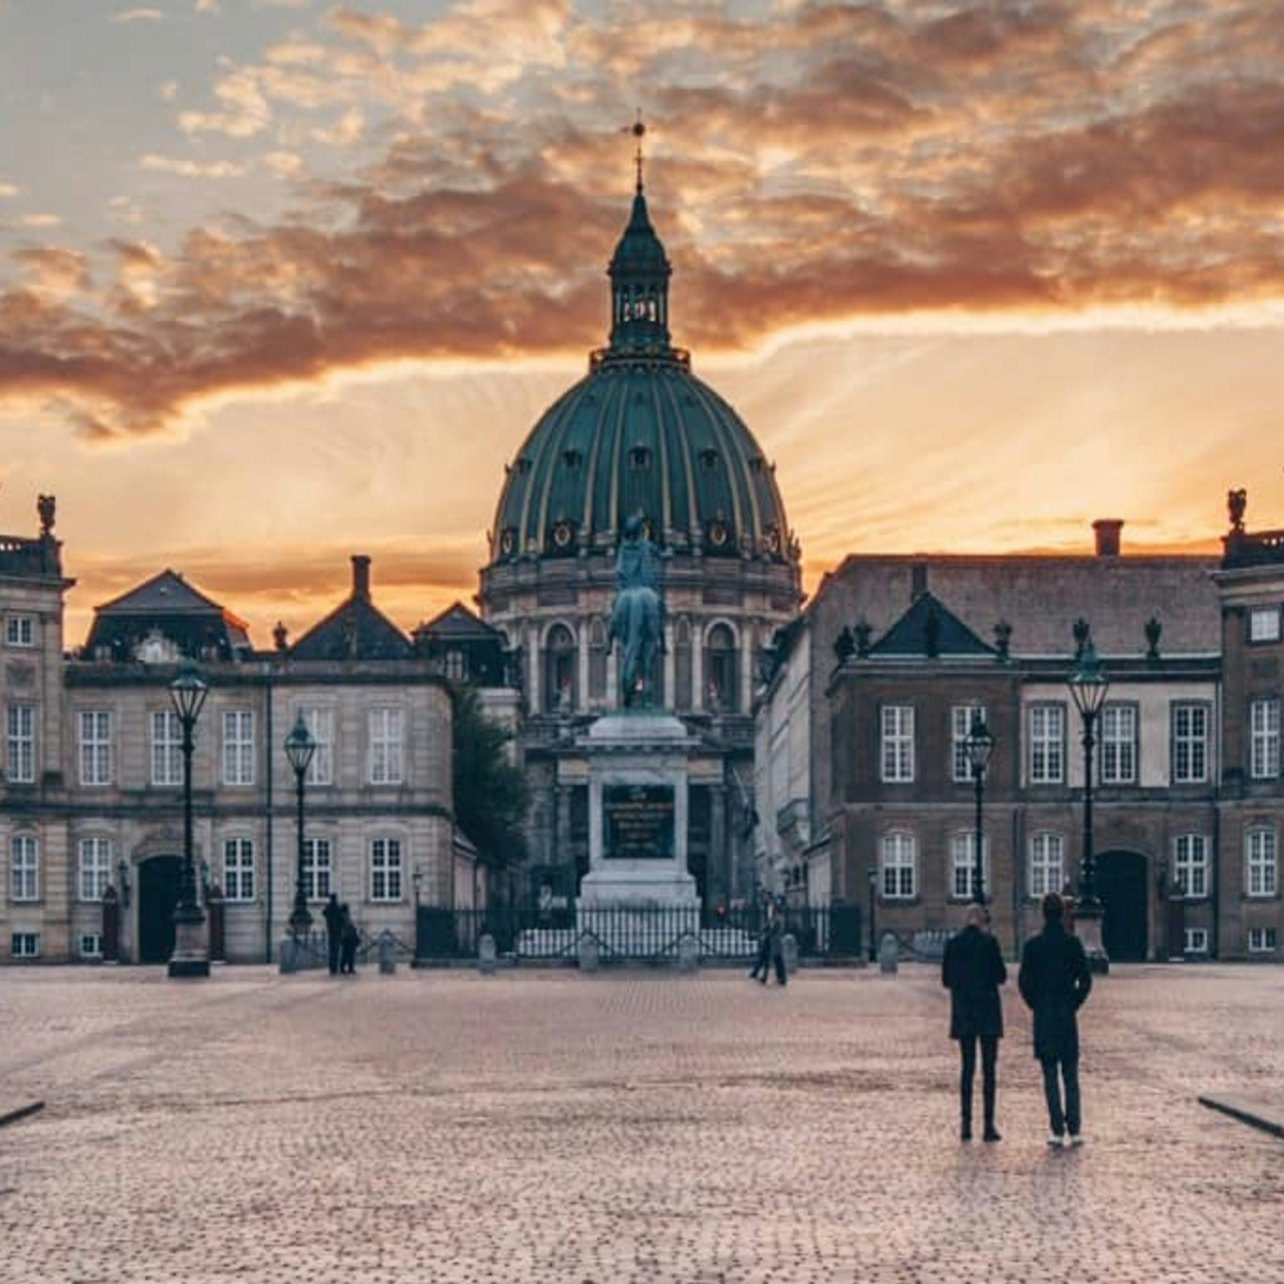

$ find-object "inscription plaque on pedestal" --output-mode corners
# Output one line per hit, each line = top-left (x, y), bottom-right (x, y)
(603, 784), (675, 860)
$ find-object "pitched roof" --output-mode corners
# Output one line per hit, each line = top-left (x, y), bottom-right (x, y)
(415, 601), (502, 642)
(869, 590), (994, 658)
(289, 558), (412, 661)
(85, 568), (251, 655)
(96, 569), (241, 621)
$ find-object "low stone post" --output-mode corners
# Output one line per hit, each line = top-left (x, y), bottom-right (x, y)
(677, 933), (699, 973)
(878, 932), (899, 974)
(578, 935), (600, 973)
(781, 932), (799, 978)
(378, 930), (396, 975)
(478, 932), (498, 975)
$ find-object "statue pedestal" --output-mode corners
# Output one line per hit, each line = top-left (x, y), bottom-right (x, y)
(577, 712), (699, 909)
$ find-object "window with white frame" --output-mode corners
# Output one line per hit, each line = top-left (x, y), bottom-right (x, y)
(1248, 927), (1277, 953)
(78, 710), (113, 787)
(880, 705), (914, 783)
(11, 932), (39, 959)
(880, 831), (916, 899)
(6, 703), (35, 784)
(1099, 703), (1137, 785)
(950, 831), (988, 900)
(79, 933), (103, 959)
(370, 837), (403, 902)
(1029, 703), (1065, 784)
(445, 649), (465, 682)
(5, 615), (35, 647)
(1246, 828), (1278, 898)
(951, 704), (987, 783)
(302, 838), (332, 901)
(1172, 703), (1209, 784)
(1183, 927), (1209, 954)
(222, 710), (255, 786)
(301, 707), (334, 787)
(1173, 833), (1209, 898)
(78, 837), (112, 902)
(1249, 608), (1281, 643)
(151, 710), (183, 786)
(1250, 698), (1280, 779)
(368, 707), (404, 785)
(1029, 832), (1063, 898)
(223, 837), (255, 903)
(10, 833), (38, 902)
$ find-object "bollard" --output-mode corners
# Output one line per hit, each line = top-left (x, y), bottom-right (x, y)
(878, 932), (899, 974)
(378, 930), (396, 976)
(478, 932), (497, 975)
(781, 932), (799, 978)
(278, 935), (302, 975)
(677, 934), (699, 974)
(578, 935), (600, 973)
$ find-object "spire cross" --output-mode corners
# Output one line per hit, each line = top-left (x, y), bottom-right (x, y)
(631, 109), (645, 193)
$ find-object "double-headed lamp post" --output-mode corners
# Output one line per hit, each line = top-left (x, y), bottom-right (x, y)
(283, 714), (318, 942)
(964, 714), (995, 905)
(168, 660), (210, 979)
(1067, 640), (1111, 974)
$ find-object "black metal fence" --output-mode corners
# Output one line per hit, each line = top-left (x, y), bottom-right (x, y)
(416, 902), (863, 964)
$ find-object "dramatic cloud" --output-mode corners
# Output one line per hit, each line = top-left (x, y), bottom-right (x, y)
(6, 0), (1284, 439)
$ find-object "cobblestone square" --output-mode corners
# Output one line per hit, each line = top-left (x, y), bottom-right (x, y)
(2, 963), (1282, 1284)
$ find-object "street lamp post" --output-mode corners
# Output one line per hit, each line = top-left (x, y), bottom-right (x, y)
(1067, 640), (1111, 974)
(867, 865), (878, 963)
(964, 713), (995, 905)
(283, 714), (318, 948)
(168, 660), (210, 978)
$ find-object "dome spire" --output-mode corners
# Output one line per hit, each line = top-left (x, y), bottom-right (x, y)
(604, 112), (674, 359)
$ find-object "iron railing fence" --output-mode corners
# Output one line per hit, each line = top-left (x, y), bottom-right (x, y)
(415, 902), (863, 964)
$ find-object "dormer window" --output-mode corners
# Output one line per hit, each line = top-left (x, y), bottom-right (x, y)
(629, 446), (651, 471)
(562, 449), (583, 470)
(516, 457), (532, 475)
(698, 448), (719, 472)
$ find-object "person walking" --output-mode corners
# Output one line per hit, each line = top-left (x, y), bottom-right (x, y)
(322, 893), (343, 976)
(941, 903), (1007, 1142)
(1018, 892), (1093, 1148)
(338, 903), (359, 975)
(748, 891), (774, 981)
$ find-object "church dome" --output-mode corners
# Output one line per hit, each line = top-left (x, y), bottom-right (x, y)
(488, 175), (796, 568)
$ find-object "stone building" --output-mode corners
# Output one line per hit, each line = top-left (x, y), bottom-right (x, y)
(756, 502), (1284, 962)
(466, 167), (802, 908)
(2, 514), (459, 964)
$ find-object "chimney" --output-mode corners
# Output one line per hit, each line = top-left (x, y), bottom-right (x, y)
(1093, 519), (1123, 558)
(351, 554), (371, 601)
(911, 561), (928, 600)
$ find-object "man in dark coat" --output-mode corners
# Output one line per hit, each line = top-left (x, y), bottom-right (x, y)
(322, 893), (343, 975)
(942, 903), (1007, 1141)
(1019, 892), (1093, 1148)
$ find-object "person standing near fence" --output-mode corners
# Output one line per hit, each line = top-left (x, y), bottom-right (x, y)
(941, 903), (1007, 1142)
(1019, 892), (1092, 1148)
(749, 890), (774, 982)
(323, 893), (343, 976)
(339, 903), (359, 975)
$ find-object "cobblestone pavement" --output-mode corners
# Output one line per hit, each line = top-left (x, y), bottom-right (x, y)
(1, 962), (1282, 1284)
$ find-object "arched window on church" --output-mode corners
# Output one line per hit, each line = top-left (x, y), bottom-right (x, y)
(705, 623), (738, 713)
(589, 619), (608, 705)
(544, 624), (577, 714)
(674, 617), (692, 711)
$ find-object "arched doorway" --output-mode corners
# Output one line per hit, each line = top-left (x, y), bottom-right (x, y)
(138, 856), (182, 964)
(1096, 849), (1148, 963)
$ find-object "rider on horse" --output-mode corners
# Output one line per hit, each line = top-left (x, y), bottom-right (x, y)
(609, 515), (666, 707)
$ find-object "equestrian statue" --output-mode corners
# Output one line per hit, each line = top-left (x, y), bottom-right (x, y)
(609, 515), (668, 708)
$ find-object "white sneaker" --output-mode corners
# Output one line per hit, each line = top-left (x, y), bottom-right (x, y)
(1067, 1133), (1084, 1147)
(1047, 1134), (1065, 1149)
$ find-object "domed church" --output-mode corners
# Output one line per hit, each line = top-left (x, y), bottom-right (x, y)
(476, 157), (802, 908)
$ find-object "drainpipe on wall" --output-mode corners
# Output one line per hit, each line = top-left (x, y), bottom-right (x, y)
(264, 667), (274, 964)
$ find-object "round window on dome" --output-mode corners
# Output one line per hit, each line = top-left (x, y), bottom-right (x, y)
(708, 519), (729, 549)
(499, 527), (516, 557)
(551, 520), (574, 550)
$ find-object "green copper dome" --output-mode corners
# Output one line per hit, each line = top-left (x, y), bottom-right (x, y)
(489, 183), (794, 566)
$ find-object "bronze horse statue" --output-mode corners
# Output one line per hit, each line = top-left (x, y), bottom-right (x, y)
(609, 515), (665, 708)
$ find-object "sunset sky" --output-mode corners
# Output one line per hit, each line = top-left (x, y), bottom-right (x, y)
(2, 0), (1284, 647)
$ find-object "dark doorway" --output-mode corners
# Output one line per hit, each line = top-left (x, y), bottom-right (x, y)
(138, 856), (182, 964)
(1097, 849), (1148, 963)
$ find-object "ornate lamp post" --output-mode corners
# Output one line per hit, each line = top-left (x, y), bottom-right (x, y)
(1067, 640), (1111, 974)
(283, 713), (318, 943)
(964, 713), (995, 905)
(168, 660), (210, 978)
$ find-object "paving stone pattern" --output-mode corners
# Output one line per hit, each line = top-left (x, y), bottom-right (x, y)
(1, 963), (1282, 1284)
